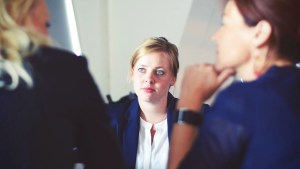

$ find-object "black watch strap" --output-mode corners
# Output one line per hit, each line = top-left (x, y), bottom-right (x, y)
(174, 108), (203, 126)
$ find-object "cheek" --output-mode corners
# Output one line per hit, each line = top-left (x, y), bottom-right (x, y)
(31, 3), (49, 35)
(131, 73), (144, 87)
(158, 78), (173, 90)
(32, 15), (48, 35)
(132, 78), (140, 93)
(131, 72), (142, 81)
(216, 46), (251, 70)
(216, 31), (251, 70)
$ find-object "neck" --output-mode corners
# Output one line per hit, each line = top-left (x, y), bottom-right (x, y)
(139, 98), (168, 124)
(236, 55), (293, 82)
(273, 59), (293, 67)
(236, 59), (257, 82)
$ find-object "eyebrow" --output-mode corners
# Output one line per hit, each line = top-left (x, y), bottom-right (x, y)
(136, 64), (147, 68)
(137, 64), (166, 69)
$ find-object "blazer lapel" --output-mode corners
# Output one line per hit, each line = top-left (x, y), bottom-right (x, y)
(166, 93), (178, 140)
(122, 99), (140, 169)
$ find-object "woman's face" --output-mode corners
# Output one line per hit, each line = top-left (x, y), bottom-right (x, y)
(213, 1), (254, 73)
(29, 0), (50, 35)
(131, 51), (176, 103)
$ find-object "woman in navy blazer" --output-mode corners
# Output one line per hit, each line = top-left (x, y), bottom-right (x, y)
(0, 0), (123, 168)
(108, 92), (178, 169)
(108, 37), (209, 169)
(107, 37), (180, 169)
(168, 0), (300, 168)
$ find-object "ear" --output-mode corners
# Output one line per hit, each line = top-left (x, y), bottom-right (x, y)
(130, 68), (134, 80)
(170, 77), (176, 86)
(253, 20), (272, 48)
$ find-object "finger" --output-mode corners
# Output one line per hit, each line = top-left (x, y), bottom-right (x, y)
(217, 68), (235, 84)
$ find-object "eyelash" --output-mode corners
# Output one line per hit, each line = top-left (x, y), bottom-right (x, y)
(137, 68), (146, 73)
(137, 68), (165, 76)
(45, 21), (51, 28)
(156, 70), (165, 76)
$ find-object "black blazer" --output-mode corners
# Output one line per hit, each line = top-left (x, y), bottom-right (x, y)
(0, 46), (124, 169)
(107, 93), (210, 169)
(107, 93), (178, 169)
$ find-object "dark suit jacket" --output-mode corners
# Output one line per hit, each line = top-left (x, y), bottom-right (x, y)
(107, 93), (177, 169)
(180, 66), (300, 169)
(107, 92), (209, 169)
(0, 46), (124, 169)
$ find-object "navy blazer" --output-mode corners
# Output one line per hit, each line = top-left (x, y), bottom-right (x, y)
(180, 66), (300, 169)
(0, 46), (123, 169)
(107, 93), (210, 169)
(107, 93), (177, 169)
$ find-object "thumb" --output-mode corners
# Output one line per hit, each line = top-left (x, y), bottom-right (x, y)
(217, 68), (235, 85)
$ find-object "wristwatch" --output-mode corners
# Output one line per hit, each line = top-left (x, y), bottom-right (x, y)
(174, 108), (203, 126)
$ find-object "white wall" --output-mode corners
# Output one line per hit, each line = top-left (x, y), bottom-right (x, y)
(107, 0), (194, 101)
(72, 0), (110, 101)
(71, 0), (222, 102)
(176, 0), (222, 103)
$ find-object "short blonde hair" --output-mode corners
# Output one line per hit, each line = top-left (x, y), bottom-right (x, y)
(130, 37), (179, 78)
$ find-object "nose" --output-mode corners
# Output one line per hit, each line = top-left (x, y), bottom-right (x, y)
(211, 32), (217, 42)
(144, 72), (155, 84)
(211, 28), (221, 42)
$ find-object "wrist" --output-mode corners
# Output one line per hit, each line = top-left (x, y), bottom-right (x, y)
(178, 92), (205, 111)
(177, 99), (204, 112)
(174, 107), (203, 126)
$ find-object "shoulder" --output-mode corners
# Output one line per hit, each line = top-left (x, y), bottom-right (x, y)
(107, 93), (137, 118)
(208, 80), (267, 126)
(26, 46), (101, 100)
(217, 80), (259, 102)
(28, 46), (88, 71)
(167, 93), (179, 108)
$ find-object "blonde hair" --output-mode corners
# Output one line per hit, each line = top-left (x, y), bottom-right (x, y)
(0, 0), (51, 89)
(130, 37), (179, 78)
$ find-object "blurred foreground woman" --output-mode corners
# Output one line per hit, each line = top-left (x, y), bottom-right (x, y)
(169, 0), (300, 168)
(0, 0), (123, 168)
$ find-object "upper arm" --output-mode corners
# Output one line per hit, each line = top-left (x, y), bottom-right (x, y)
(179, 89), (248, 169)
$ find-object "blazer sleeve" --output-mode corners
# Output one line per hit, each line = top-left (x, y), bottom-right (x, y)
(179, 88), (248, 169)
(74, 56), (125, 169)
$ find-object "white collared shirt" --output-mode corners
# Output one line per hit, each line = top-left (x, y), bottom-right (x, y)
(135, 117), (169, 169)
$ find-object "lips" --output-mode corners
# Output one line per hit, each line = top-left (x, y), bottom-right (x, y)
(143, 87), (155, 93)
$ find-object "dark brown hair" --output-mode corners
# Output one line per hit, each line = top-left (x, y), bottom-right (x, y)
(224, 0), (300, 63)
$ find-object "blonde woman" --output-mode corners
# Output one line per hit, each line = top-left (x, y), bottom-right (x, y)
(107, 37), (209, 169)
(0, 0), (123, 168)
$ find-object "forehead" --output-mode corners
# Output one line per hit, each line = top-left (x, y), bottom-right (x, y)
(33, 0), (49, 15)
(223, 1), (245, 22)
(224, 1), (237, 15)
(135, 52), (172, 67)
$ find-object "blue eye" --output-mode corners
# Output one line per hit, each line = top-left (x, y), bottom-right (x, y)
(137, 67), (145, 73)
(156, 69), (165, 76)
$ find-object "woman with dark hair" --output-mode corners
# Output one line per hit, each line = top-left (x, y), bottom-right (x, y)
(168, 0), (300, 168)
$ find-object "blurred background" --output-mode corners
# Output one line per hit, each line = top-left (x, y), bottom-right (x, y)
(46, 0), (222, 103)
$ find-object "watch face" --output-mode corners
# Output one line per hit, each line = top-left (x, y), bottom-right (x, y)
(175, 109), (202, 126)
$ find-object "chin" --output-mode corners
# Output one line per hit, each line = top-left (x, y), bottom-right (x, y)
(215, 62), (236, 72)
(215, 63), (225, 72)
(137, 93), (152, 101)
